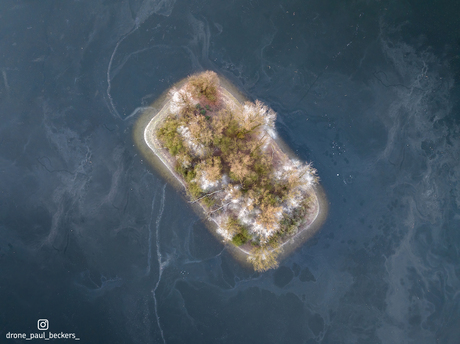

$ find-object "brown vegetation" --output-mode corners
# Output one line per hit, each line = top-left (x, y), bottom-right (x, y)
(249, 246), (280, 272)
(187, 71), (220, 104)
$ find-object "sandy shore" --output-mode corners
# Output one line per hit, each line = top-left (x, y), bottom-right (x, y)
(133, 74), (328, 267)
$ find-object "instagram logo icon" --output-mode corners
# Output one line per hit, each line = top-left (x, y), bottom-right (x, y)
(37, 319), (49, 331)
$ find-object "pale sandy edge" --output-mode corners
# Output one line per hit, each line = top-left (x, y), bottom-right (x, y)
(134, 74), (328, 267)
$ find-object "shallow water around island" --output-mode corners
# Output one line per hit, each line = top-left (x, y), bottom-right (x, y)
(1, 0), (460, 343)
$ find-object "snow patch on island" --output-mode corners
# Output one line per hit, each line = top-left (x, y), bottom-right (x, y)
(177, 125), (205, 157)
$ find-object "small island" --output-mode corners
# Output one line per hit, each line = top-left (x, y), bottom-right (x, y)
(135, 71), (327, 271)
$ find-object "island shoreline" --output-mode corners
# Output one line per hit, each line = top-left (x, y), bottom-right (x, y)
(133, 74), (328, 269)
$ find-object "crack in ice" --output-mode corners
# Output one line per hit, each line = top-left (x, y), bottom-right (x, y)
(152, 183), (167, 344)
(145, 192), (156, 276)
(106, 26), (140, 119)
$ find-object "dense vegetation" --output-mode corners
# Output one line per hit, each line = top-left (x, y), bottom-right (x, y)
(156, 71), (317, 271)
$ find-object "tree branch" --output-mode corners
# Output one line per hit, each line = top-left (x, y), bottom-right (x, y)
(188, 188), (223, 203)
(207, 200), (233, 215)
(250, 133), (267, 153)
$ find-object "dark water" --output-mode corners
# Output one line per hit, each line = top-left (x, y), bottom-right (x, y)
(1, 0), (459, 343)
